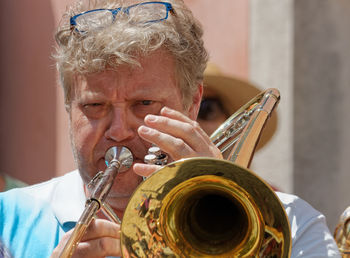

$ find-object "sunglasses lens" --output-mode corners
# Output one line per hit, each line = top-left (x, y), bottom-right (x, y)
(198, 98), (226, 120)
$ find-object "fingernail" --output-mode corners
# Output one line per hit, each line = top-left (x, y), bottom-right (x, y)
(145, 114), (157, 122)
(161, 106), (170, 113)
(139, 125), (151, 134)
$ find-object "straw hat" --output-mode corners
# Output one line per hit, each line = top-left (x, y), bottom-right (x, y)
(203, 62), (278, 150)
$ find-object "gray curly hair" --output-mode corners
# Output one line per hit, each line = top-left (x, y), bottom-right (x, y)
(54, 0), (208, 110)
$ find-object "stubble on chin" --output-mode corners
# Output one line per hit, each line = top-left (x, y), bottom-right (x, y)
(69, 126), (94, 186)
(73, 151), (96, 186)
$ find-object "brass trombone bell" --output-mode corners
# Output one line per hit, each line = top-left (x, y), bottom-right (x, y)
(121, 158), (291, 257)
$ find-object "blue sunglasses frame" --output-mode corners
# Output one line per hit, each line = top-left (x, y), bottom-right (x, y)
(70, 1), (174, 31)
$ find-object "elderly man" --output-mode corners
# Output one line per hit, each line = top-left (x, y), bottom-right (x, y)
(0, 0), (340, 257)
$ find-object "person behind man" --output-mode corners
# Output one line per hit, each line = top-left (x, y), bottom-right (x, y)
(198, 62), (277, 150)
(198, 62), (281, 191)
(0, 0), (339, 257)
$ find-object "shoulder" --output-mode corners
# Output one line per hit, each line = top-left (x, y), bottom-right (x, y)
(10, 170), (82, 200)
(276, 192), (341, 257)
(0, 170), (83, 258)
(0, 171), (81, 217)
(0, 170), (84, 226)
(276, 191), (322, 219)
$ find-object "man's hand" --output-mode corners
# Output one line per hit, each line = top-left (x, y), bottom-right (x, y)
(134, 106), (223, 177)
(51, 219), (121, 258)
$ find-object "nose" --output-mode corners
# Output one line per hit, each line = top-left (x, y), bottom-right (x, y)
(104, 107), (135, 142)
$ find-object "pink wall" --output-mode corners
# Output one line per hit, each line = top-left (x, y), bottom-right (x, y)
(51, 0), (78, 176)
(0, 0), (249, 184)
(185, 0), (249, 79)
(0, 1), (56, 184)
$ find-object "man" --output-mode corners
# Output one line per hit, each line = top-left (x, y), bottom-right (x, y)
(0, 0), (340, 257)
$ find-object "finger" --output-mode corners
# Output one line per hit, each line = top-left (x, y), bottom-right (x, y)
(160, 106), (197, 124)
(51, 230), (74, 258)
(140, 114), (222, 160)
(139, 125), (222, 160)
(138, 125), (194, 160)
(159, 106), (213, 145)
(144, 114), (211, 151)
(73, 237), (121, 258)
(157, 107), (222, 159)
(160, 107), (214, 144)
(133, 163), (161, 177)
(81, 219), (120, 241)
(51, 221), (121, 258)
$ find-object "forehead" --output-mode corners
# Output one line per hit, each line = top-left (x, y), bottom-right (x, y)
(73, 50), (182, 99)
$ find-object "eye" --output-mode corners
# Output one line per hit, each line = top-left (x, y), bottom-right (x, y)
(141, 100), (153, 105)
(83, 103), (103, 110)
(81, 102), (107, 119)
(85, 103), (101, 107)
(133, 100), (161, 118)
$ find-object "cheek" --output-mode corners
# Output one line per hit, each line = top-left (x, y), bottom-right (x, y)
(70, 111), (100, 153)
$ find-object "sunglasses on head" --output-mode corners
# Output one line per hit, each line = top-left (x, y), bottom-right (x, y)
(70, 1), (174, 33)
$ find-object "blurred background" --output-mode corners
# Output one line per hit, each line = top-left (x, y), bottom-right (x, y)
(1, 0), (349, 231)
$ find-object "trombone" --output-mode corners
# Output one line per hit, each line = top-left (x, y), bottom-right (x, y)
(60, 88), (292, 257)
(59, 146), (133, 257)
(334, 206), (350, 257)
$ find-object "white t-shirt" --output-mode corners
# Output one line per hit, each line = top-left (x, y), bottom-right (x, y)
(276, 191), (340, 257)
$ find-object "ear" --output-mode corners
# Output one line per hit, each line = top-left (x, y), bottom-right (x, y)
(187, 83), (203, 120)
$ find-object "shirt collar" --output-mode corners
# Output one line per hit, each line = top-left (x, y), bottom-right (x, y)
(51, 170), (87, 230)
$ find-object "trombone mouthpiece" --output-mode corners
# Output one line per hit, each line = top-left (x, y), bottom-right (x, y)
(105, 146), (133, 172)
